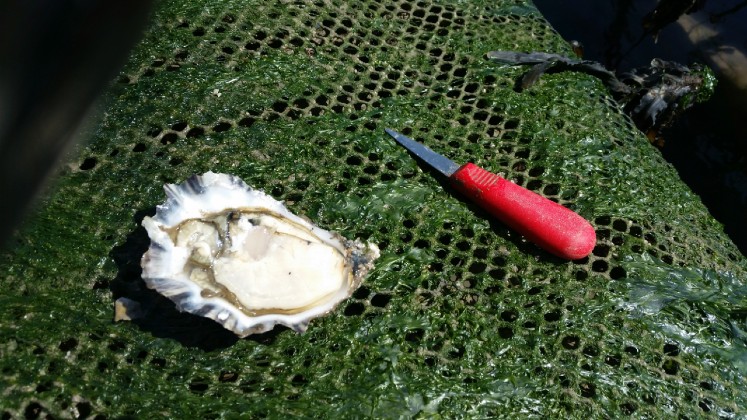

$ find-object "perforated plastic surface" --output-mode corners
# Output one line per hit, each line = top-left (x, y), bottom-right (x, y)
(1, 0), (746, 418)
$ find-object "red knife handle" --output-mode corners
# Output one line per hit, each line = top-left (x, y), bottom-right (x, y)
(450, 163), (596, 260)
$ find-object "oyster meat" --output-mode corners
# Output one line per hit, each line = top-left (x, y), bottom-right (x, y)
(141, 172), (379, 337)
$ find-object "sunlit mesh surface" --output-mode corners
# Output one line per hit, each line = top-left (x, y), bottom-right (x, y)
(2, 0), (746, 417)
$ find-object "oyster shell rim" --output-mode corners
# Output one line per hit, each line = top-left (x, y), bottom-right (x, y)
(140, 171), (380, 337)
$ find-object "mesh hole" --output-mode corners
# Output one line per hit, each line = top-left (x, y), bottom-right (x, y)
(561, 335), (581, 350)
(79, 157), (97, 170)
(344, 302), (365, 316)
(161, 133), (178, 144)
(238, 117), (256, 127)
(501, 310), (518, 322)
(189, 380), (209, 394)
(186, 127), (205, 138)
(353, 286), (370, 299)
(58, 338), (78, 352)
(213, 122), (232, 132)
(579, 382), (596, 398)
(498, 327), (514, 338)
(370, 293), (391, 308)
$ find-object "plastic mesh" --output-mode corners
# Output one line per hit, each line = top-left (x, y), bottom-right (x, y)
(1, 0), (746, 417)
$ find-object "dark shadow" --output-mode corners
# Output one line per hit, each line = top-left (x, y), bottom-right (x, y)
(109, 207), (287, 351)
(603, 0), (636, 69)
(533, 0), (747, 258)
(0, 0), (154, 245)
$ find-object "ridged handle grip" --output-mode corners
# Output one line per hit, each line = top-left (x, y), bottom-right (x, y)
(450, 163), (596, 260)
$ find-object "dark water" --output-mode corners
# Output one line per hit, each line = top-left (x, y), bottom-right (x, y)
(533, 0), (747, 257)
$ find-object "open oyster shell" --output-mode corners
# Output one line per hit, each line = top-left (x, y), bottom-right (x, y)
(141, 172), (380, 337)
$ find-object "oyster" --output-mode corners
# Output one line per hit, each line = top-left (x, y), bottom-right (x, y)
(141, 172), (379, 337)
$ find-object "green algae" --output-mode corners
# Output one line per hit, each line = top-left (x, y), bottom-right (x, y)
(0, 0), (745, 417)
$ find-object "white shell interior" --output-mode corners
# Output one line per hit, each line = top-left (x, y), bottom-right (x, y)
(141, 172), (379, 337)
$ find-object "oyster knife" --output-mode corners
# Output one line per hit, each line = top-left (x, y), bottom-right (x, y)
(384, 128), (596, 260)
